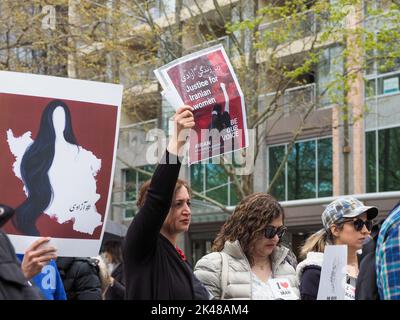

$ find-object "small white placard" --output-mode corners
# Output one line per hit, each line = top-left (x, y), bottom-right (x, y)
(344, 283), (356, 300)
(317, 245), (347, 300)
(161, 89), (184, 110)
(269, 278), (298, 300)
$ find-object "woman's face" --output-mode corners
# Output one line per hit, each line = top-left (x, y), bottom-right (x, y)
(53, 106), (66, 137)
(162, 186), (191, 236)
(252, 215), (283, 259)
(331, 213), (370, 250)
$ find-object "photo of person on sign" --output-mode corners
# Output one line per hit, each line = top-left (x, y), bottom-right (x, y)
(208, 83), (231, 132)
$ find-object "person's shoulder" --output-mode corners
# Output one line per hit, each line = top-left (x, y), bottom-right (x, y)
(0, 231), (16, 258)
(300, 265), (322, 287)
(382, 223), (400, 246)
(71, 258), (99, 275)
(381, 203), (400, 231)
(194, 252), (222, 271)
(296, 252), (323, 278)
(379, 213), (400, 245)
(302, 265), (322, 273)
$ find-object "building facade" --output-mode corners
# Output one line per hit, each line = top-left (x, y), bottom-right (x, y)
(105, 1), (400, 262)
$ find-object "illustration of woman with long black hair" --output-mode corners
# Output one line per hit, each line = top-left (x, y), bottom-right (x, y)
(7, 100), (102, 236)
(208, 82), (231, 132)
(207, 82), (233, 156)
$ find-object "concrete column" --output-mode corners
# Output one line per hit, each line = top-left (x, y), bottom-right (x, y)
(332, 105), (341, 196)
(68, 0), (78, 78)
(346, 4), (365, 194)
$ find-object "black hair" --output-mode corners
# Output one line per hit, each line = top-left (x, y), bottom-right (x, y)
(103, 239), (123, 264)
(13, 100), (78, 235)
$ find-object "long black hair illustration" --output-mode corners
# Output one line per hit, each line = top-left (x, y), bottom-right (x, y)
(13, 100), (78, 236)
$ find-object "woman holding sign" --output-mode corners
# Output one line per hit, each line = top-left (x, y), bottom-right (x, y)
(296, 197), (378, 300)
(194, 193), (299, 300)
(123, 105), (209, 300)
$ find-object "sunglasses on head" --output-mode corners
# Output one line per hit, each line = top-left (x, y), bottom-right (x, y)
(343, 218), (373, 232)
(264, 225), (287, 239)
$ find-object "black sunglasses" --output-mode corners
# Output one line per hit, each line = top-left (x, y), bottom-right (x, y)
(343, 218), (373, 232)
(264, 225), (287, 239)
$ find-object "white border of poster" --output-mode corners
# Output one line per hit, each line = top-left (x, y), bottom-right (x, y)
(1, 71), (123, 257)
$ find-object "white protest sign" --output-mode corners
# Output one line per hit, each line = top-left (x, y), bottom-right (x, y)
(317, 245), (347, 300)
(344, 283), (356, 300)
(161, 89), (184, 110)
(154, 44), (248, 164)
(0, 71), (123, 257)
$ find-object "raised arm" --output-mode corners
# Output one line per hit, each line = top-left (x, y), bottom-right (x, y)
(123, 106), (194, 263)
(220, 83), (229, 114)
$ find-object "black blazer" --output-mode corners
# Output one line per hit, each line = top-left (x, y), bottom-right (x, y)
(123, 151), (195, 300)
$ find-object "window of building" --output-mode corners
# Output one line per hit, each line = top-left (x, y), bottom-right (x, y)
(365, 27), (400, 77)
(366, 126), (400, 193)
(268, 137), (332, 201)
(316, 45), (344, 106)
(366, 71), (400, 98)
(123, 165), (155, 219)
(364, 0), (393, 15)
(161, 97), (175, 136)
(190, 163), (240, 207)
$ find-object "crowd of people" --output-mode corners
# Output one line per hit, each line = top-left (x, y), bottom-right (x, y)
(1, 105), (400, 300)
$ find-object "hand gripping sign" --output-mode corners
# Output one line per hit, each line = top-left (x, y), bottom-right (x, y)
(154, 44), (249, 165)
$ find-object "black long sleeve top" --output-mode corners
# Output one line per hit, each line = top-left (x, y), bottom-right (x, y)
(123, 151), (195, 300)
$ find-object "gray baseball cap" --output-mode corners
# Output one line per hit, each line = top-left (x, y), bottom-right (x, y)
(322, 197), (378, 230)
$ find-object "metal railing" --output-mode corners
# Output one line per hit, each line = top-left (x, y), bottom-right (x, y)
(365, 70), (400, 100)
(119, 119), (158, 146)
(281, 191), (400, 208)
(120, 118), (158, 131)
(259, 10), (325, 47)
(259, 83), (316, 114)
(120, 59), (159, 87)
(132, 0), (175, 25)
(182, 0), (196, 8)
(183, 35), (230, 55)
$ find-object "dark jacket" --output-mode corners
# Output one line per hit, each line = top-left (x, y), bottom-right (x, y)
(0, 230), (41, 300)
(296, 251), (324, 300)
(105, 263), (125, 300)
(299, 266), (321, 300)
(56, 257), (102, 300)
(355, 238), (380, 300)
(123, 151), (197, 300)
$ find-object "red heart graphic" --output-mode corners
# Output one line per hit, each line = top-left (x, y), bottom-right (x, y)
(280, 282), (289, 289)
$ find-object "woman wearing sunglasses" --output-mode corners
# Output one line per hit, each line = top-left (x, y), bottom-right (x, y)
(194, 193), (299, 300)
(297, 197), (378, 300)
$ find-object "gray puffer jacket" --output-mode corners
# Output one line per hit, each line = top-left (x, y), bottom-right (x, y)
(194, 240), (299, 300)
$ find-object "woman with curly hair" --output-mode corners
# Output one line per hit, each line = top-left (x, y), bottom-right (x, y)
(194, 193), (299, 300)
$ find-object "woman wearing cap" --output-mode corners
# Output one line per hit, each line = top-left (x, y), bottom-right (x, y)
(296, 197), (378, 300)
(194, 193), (299, 300)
